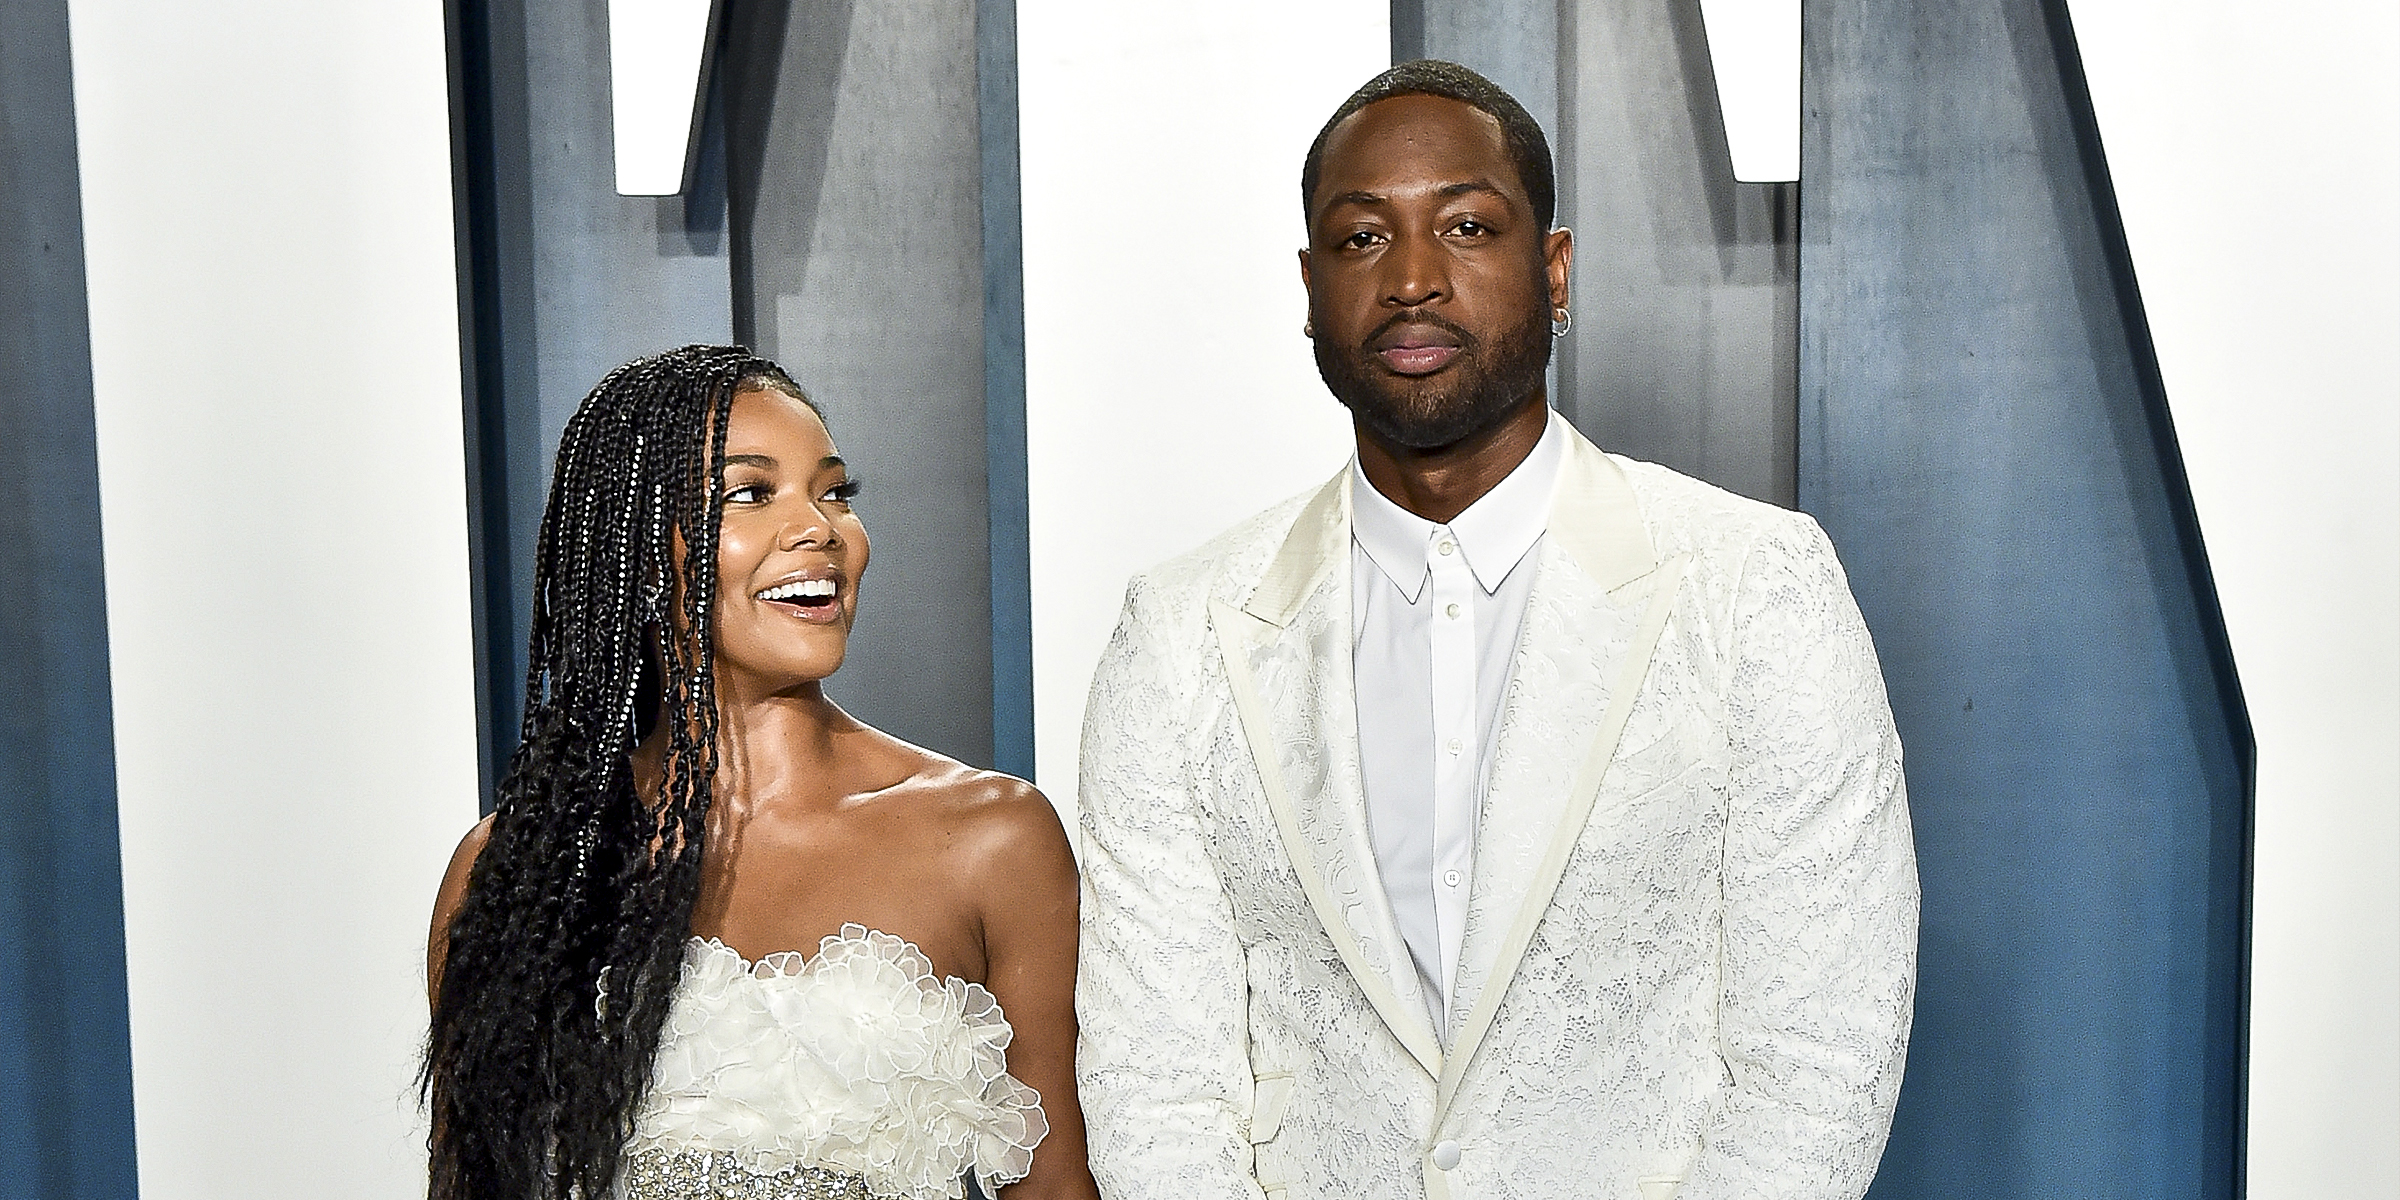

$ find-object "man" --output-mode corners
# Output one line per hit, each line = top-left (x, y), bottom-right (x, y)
(1075, 61), (1916, 1200)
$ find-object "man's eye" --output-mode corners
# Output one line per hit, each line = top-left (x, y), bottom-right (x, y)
(1451, 220), (1488, 237)
(1341, 230), (1381, 250)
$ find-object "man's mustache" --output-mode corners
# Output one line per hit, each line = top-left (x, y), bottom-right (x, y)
(1364, 310), (1475, 350)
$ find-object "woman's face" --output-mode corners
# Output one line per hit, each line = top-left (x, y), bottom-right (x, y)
(705, 387), (869, 693)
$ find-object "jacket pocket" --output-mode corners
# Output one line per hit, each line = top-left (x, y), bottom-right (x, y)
(1635, 1174), (1683, 1200)
(1251, 1073), (1295, 1198)
(1249, 1072), (1294, 1144)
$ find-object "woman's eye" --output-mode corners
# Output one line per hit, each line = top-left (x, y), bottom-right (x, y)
(822, 478), (863, 506)
(724, 482), (769, 504)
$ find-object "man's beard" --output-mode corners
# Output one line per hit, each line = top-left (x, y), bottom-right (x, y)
(1313, 302), (1552, 451)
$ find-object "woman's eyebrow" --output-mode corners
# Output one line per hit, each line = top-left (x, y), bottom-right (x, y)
(722, 454), (776, 469)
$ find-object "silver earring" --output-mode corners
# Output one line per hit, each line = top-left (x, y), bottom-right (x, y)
(1551, 306), (1573, 338)
(1303, 319), (1314, 338)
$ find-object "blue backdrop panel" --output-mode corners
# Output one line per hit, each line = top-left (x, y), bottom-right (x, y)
(447, 0), (736, 798)
(0, 1), (142, 1195)
(725, 0), (1001, 772)
(977, 0), (1035, 780)
(1801, 1), (2249, 1195)
(449, 0), (1031, 783)
(1398, 0), (1800, 509)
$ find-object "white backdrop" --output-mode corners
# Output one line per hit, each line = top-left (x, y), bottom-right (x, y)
(1017, 0), (1380, 812)
(2066, 3), (2400, 1193)
(68, 1), (480, 1194)
(53, 0), (2394, 1192)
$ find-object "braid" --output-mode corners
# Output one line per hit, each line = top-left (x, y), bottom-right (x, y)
(424, 345), (812, 1199)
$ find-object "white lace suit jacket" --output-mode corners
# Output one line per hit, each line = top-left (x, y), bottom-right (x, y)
(1075, 427), (1917, 1200)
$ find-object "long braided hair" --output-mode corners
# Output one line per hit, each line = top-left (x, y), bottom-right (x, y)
(425, 345), (811, 1198)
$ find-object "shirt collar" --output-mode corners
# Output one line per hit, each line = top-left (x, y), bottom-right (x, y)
(1350, 407), (1566, 600)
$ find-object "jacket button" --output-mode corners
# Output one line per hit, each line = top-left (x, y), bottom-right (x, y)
(1431, 1140), (1462, 1170)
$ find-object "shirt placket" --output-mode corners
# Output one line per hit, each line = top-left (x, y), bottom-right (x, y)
(1425, 524), (1478, 1018)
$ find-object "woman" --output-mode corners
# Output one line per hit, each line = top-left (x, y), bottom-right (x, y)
(424, 346), (1093, 1200)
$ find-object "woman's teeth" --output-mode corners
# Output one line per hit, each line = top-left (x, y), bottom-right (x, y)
(758, 579), (836, 602)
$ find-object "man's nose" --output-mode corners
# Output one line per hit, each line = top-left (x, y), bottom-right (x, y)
(1382, 229), (1448, 307)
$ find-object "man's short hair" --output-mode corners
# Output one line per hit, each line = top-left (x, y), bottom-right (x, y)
(1301, 60), (1558, 230)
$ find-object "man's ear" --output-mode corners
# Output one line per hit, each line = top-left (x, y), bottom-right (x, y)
(1297, 248), (1316, 338)
(1544, 227), (1573, 312)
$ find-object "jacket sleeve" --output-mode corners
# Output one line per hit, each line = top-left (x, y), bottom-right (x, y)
(1075, 576), (1266, 1200)
(1683, 515), (1920, 1200)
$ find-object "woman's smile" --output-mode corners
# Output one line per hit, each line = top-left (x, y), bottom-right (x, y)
(754, 569), (847, 624)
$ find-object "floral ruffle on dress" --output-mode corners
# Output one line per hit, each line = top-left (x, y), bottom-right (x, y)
(613, 925), (1047, 1199)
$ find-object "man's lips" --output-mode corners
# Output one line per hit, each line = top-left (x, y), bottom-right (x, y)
(1369, 319), (1466, 376)
(1377, 344), (1460, 374)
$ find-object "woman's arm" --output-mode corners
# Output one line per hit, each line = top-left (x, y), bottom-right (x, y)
(962, 781), (1099, 1200)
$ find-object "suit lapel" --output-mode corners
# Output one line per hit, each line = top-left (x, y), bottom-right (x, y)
(1444, 541), (1642, 1026)
(1213, 467), (1444, 1078)
(1436, 430), (1689, 1115)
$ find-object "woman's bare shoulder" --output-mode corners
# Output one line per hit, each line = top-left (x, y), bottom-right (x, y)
(870, 740), (1069, 874)
(428, 813), (495, 1001)
(915, 759), (1060, 832)
(434, 814), (494, 914)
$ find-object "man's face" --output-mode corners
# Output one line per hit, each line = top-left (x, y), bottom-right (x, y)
(1302, 94), (1570, 451)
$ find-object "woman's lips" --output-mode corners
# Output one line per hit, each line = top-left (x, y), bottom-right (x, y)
(1378, 344), (1460, 374)
(766, 595), (845, 625)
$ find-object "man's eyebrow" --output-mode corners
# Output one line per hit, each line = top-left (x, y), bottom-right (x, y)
(1436, 179), (1511, 202)
(1321, 181), (1511, 211)
(1323, 189), (1387, 210)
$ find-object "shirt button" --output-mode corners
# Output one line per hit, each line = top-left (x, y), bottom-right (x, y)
(1432, 1140), (1462, 1170)
(1446, 738), (1462, 755)
(1445, 603), (1461, 619)
(1437, 539), (1455, 556)
(1443, 869), (1462, 888)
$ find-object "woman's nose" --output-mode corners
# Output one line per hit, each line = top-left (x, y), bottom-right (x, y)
(777, 503), (839, 551)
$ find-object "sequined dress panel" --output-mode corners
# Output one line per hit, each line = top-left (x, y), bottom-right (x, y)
(612, 925), (1046, 1200)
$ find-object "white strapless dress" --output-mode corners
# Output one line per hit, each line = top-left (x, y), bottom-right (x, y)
(611, 924), (1048, 1200)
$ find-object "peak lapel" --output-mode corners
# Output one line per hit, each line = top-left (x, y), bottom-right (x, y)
(1212, 467), (1444, 1078)
(1438, 431), (1690, 1116)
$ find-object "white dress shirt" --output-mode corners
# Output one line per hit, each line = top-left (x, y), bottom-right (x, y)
(1350, 409), (1565, 1034)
